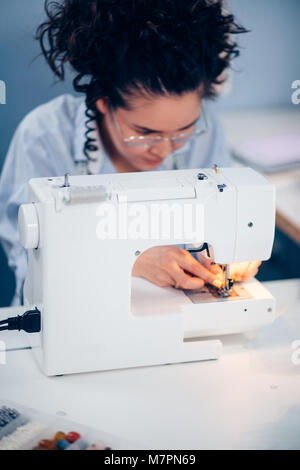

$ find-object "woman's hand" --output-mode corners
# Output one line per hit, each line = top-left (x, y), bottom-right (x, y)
(197, 254), (262, 284)
(132, 246), (224, 290)
(227, 261), (262, 282)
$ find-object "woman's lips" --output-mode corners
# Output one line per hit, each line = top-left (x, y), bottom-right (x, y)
(142, 155), (164, 165)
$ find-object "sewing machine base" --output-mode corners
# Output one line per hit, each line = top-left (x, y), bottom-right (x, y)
(27, 331), (223, 376)
(132, 277), (275, 339)
(26, 278), (275, 376)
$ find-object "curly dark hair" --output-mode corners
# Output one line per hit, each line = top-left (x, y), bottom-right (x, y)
(36, 0), (247, 163)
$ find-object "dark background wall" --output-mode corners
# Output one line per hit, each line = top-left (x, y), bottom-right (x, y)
(0, 0), (300, 306)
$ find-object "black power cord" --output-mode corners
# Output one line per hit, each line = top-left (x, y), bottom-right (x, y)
(0, 307), (41, 333)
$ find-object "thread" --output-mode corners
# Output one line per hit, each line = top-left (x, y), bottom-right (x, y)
(0, 421), (47, 450)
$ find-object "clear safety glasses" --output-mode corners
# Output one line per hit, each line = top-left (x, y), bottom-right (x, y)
(111, 107), (208, 148)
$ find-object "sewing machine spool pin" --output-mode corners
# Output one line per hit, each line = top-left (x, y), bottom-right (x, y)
(62, 173), (70, 188)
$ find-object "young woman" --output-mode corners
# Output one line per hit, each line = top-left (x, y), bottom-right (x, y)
(0, 0), (260, 305)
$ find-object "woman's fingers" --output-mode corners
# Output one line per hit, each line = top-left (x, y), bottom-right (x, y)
(131, 246), (261, 291)
(175, 250), (223, 286)
(240, 261), (262, 281)
(153, 271), (176, 288)
(229, 261), (262, 282)
(196, 253), (223, 276)
(171, 262), (205, 290)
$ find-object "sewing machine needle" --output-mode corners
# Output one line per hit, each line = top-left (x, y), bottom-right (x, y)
(225, 264), (230, 290)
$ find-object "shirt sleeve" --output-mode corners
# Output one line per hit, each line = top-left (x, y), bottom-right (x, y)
(0, 97), (77, 305)
(203, 104), (232, 168)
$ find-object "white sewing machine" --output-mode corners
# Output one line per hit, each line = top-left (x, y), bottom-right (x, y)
(18, 167), (276, 376)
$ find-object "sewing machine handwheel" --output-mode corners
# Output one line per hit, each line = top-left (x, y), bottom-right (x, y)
(18, 203), (39, 249)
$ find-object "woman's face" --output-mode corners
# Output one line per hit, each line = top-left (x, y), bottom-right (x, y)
(96, 90), (202, 171)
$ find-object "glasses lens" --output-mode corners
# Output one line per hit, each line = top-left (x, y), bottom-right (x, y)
(124, 141), (153, 148)
(124, 136), (164, 148)
(125, 134), (196, 148)
(123, 108), (207, 147)
(170, 130), (197, 145)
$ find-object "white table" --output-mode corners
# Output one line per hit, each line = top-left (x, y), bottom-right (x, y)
(1, 279), (300, 450)
(219, 108), (300, 244)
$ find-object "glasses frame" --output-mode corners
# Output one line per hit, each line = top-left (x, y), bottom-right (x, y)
(110, 106), (208, 148)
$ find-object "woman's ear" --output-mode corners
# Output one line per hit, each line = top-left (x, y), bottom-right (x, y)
(96, 97), (108, 114)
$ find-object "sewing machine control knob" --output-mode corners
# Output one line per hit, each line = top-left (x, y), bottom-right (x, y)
(217, 184), (227, 193)
(18, 204), (39, 249)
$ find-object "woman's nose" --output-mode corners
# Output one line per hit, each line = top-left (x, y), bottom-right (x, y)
(148, 139), (173, 159)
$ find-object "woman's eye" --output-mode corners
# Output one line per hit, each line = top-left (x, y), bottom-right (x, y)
(141, 130), (155, 136)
